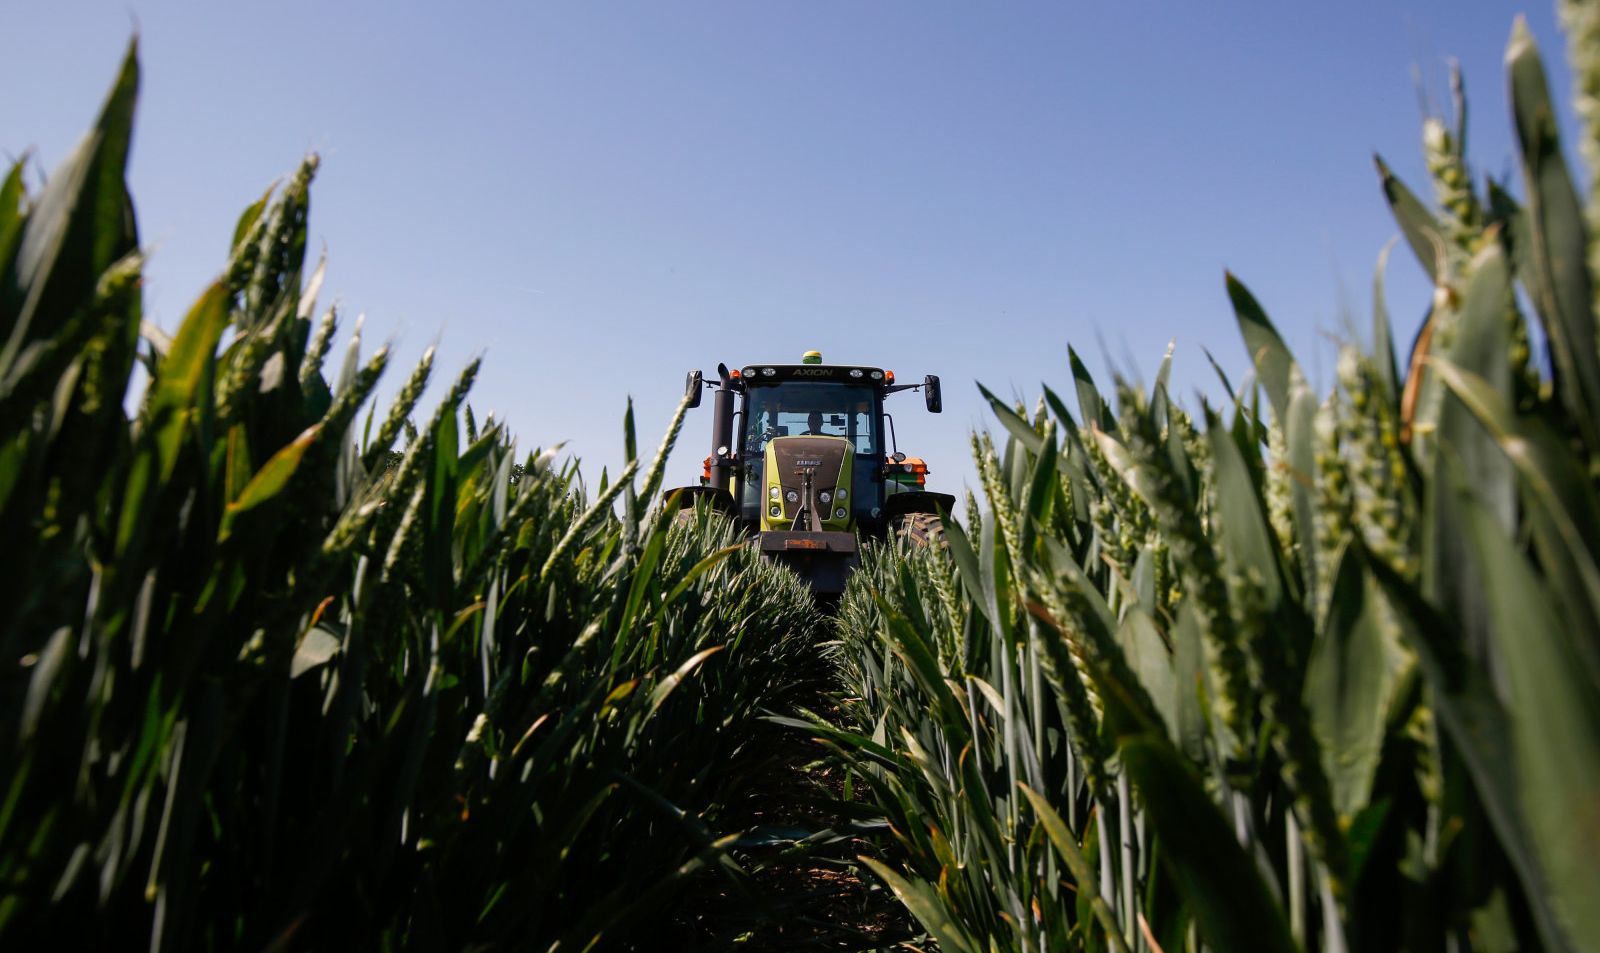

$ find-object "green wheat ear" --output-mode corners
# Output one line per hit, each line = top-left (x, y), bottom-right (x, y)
(1338, 346), (1417, 582)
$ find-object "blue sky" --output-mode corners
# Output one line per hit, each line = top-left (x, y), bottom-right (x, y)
(2, 2), (1578, 498)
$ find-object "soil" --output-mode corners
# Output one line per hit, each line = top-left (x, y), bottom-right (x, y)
(670, 703), (933, 952)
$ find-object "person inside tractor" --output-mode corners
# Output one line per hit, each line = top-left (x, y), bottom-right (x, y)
(803, 411), (825, 435)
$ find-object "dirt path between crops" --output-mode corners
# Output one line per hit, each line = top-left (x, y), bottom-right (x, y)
(672, 696), (932, 951)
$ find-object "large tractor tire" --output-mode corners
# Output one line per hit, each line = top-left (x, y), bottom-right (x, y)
(888, 512), (946, 550)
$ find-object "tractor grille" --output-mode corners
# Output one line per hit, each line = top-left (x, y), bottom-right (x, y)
(770, 437), (847, 518)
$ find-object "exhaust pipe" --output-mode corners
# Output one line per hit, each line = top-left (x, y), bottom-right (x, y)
(709, 363), (736, 493)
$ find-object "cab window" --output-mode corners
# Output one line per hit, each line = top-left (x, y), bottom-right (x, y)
(742, 382), (879, 456)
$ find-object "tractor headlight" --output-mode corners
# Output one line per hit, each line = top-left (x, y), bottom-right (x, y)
(769, 505), (781, 518)
(836, 488), (846, 500)
(769, 486), (779, 499)
(834, 507), (847, 520)
(818, 490), (831, 504)
(785, 490), (798, 503)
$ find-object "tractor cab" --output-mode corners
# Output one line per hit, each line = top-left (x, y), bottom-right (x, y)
(737, 368), (884, 532)
(672, 350), (952, 595)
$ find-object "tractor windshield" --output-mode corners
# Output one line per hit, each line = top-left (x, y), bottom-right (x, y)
(741, 381), (880, 457)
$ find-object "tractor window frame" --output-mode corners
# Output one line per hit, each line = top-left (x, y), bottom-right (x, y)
(740, 381), (882, 457)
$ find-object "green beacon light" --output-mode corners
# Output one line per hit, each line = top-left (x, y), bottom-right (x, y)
(802, 350), (822, 365)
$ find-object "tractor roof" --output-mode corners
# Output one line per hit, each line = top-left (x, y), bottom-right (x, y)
(734, 363), (890, 385)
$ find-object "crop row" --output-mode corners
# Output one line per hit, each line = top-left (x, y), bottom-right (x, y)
(0, 42), (827, 952)
(829, 15), (1600, 953)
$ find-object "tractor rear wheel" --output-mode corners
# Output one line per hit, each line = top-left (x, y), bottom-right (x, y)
(888, 512), (946, 549)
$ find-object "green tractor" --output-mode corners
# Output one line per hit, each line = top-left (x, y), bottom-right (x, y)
(668, 350), (954, 596)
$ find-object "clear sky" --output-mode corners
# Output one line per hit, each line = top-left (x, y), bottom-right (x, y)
(2, 2), (1579, 499)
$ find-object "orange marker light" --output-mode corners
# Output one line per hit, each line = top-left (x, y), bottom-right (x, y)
(885, 370), (895, 383)
(730, 368), (742, 379)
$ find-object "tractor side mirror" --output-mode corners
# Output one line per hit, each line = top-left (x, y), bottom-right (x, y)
(924, 375), (942, 413)
(685, 370), (703, 408)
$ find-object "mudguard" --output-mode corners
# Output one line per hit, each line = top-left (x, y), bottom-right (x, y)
(883, 490), (956, 519)
(663, 485), (737, 514)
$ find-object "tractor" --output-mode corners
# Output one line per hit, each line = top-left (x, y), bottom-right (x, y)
(667, 350), (954, 596)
